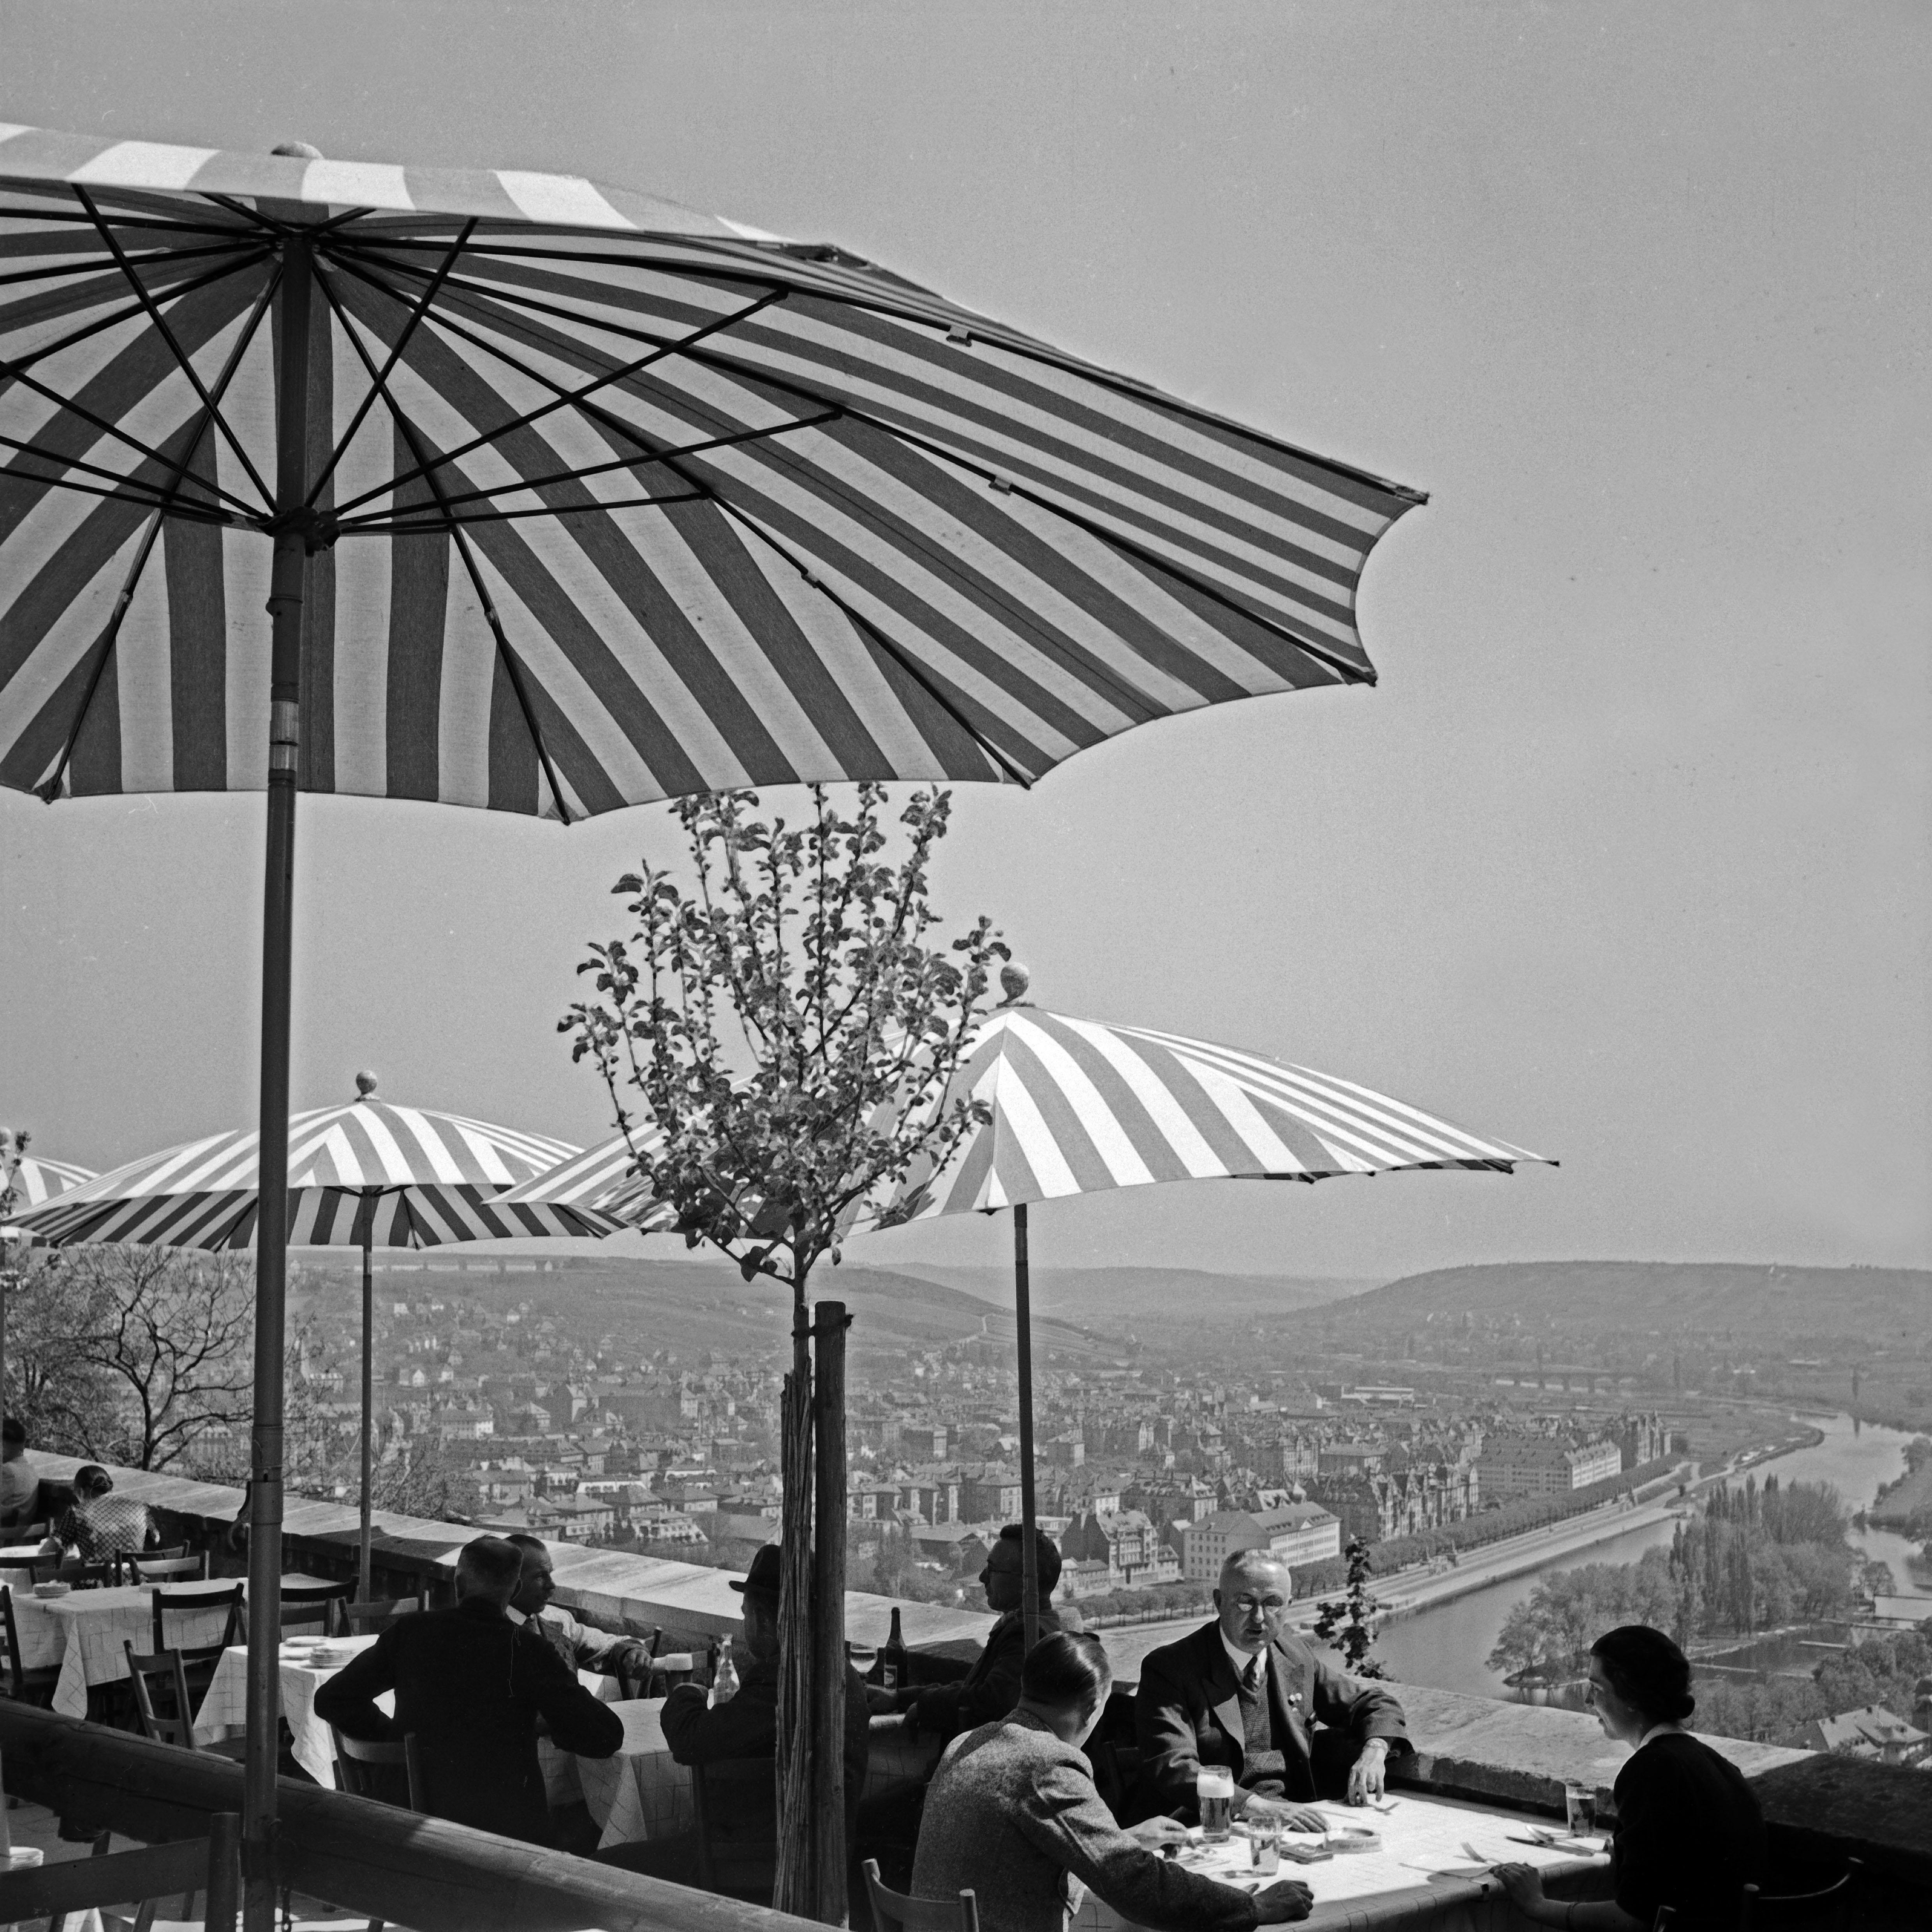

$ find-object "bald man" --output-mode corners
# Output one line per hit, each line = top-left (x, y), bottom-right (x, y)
(1135, 1550), (1410, 1826)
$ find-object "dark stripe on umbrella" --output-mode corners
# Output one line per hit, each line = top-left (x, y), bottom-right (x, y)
(385, 420), (451, 801)
(164, 432), (229, 789)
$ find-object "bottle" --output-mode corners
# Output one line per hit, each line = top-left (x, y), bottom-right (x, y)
(881, 1607), (907, 1694)
(709, 1635), (739, 1707)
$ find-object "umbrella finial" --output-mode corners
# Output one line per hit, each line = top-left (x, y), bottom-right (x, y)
(273, 142), (324, 160)
(999, 961), (1031, 1006)
(354, 1070), (379, 1099)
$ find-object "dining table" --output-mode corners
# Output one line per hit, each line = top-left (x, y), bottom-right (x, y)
(1075, 1794), (1608, 1932)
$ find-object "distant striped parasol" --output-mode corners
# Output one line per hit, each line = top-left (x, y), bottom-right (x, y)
(0, 1152), (96, 1212)
(888, 1005), (1550, 1219)
(493, 1125), (675, 1233)
(9, 1080), (584, 1249)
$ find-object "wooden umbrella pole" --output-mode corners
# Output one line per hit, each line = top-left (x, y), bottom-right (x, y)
(359, 1229), (374, 1601)
(810, 1301), (850, 1925)
(242, 228), (312, 1932)
(1014, 1203), (1039, 1656)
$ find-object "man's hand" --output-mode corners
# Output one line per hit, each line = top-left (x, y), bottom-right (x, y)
(1346, 1739), (1389, 1805)
(862, 1683), (901, 1715)
(1127, 1816), (1189, 1849)
(1250, 1879), (1315, 1923)
(1242, 1794), (1328, 1834)
(1491, 1864), (1545, 1910)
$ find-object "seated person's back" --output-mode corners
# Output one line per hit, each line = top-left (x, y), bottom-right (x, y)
(314, 1535), (621, 1844)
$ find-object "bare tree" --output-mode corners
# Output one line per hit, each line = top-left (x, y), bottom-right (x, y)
(18, 1245), (254, 1471)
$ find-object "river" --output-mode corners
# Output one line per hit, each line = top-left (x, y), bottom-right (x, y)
(1371, 1412), (1928, 1697)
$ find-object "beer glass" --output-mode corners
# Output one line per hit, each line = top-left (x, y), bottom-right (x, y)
(1197, 1766), (1236, 1842)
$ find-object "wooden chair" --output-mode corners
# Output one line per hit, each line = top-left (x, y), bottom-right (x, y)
(0, 1810), (238, 1932)
(0, 1583), (62, 1705)
(152, 1582), (244, 1694)
(329, 1726), (426, 1810)
(342, 1594), (417, 1634)
(280, 1580), (353, 1638)
(690, 1756), (780, 1904)
(1738, 1859), (1860, 1931)
(862, 1858), (980, 1932)
(56, 1560), (114, 1590)
(125, 1550), (207, 1584)
(122, 1642), (248, 1764)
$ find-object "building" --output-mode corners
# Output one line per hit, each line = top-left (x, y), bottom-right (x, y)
(1803, 1705), (1929, 1766)
(1058, 1508), (1180, 1593)
(1319, 1442), (1384, 1478)
(1181, 1503), (1342, 1582)
(1476, 1436), (1622, 1499)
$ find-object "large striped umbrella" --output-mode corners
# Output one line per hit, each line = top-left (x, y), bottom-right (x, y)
(879, 990), (1554, 1639)
(492, 1125), (675, 1233)
(0, 125), (1421, 1921)
(13, 1074), (584, 1592)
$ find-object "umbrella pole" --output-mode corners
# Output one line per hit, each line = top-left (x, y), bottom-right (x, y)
(242, 232), (313, 1932)
(359, 1232), (373, 1601)
(1014, 1203), (1039, 1655)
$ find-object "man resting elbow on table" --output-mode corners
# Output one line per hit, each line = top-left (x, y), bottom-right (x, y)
(915, 1631), (1314, 1932)
(313, 1534), (621, 1846)
(1136, 1550), (1409, 1833)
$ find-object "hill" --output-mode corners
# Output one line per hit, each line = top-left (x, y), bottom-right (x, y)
(896, 1264), (1375, 1331)
(1335, 1261), (1932, 1338)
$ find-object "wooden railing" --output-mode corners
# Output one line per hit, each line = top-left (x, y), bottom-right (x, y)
(0, 1703), (814, 1932)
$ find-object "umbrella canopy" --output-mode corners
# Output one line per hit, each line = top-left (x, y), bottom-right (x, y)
(12, 1083), (584, 1248)
(0, 127), (1420, 812)
(492, 1126), (674, 1232)
(890, 1005), (1550, 1217)
(877, 998), (1553, 1643)
(0, 1152), (96, 1212)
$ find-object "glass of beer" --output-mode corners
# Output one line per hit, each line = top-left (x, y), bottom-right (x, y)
(1197, 1767), (1236, 1842)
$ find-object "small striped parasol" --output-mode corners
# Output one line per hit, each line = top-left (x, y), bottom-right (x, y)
(1, 1152), (97, 1214)
(876, 989), (1554, 1641)
(493, 1125), (676, 1233)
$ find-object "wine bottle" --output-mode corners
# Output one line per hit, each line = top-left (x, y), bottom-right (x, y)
(710, 1634), (740, 1707)
(882, 1606), (907, 1693)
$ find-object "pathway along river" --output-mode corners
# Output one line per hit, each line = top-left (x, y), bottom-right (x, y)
(1372, 1412), (1927, 1698)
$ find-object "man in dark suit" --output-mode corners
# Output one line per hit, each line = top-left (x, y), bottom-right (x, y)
(1136, 1550), (1409, 1826)
(315, 1534), (622, 1845)
(596, 1543), (869, 1892)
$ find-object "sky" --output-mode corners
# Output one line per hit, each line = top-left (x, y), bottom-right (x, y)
(2, 2), (1927, 1283)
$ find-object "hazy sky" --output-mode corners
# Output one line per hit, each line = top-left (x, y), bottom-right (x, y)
(4, 2), (1927, 1282)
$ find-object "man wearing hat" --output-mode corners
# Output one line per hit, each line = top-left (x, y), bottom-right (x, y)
(596, 1543), (870, 1895)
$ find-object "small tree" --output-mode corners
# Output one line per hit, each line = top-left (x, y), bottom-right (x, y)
(1313, 1536), (1390, 1679)
(10, 1245), (253, 1471)
(562, 783), (1004, 1922)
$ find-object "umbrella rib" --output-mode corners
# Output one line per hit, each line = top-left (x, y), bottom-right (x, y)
(304, 218), (477, 509)
(312, 264), (576, 825)
(73, 187), (276, 510)
(0, 429), (234, 518)
(334, 489), (708, 533)
(0, 237), (262, 292)
(318, 252), (791, 516)
(36, 261), (285, 802)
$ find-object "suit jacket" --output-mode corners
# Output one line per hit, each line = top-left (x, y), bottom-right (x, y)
(1135, 1620), (1408, 1816)
(913, 1712), (1259, 1932)
(911, 1601), (1063, 1742)
(660, 1649), (872, 1821)
(314, 1596), (623, 1844)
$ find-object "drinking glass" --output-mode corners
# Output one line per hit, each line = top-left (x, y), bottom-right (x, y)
(1197, 1767), (1236, 1842)
(1563, 1782), (1596, 1837)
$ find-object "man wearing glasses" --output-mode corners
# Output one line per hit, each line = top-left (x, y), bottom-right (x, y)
(1136, 1550), (1409, 1828)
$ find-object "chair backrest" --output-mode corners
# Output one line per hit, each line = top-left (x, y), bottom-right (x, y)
(0, 1810), (238, 1932)
(282, 1580), (353, 1636)
(123, 1642), (199, 1750)
(58, 1560), (113, 1589)
(128, 1551), (208, 1584)
(330, 1727), (425, 1810)
(1739, 1860), (1860, 1932)
(862, 1859), (980, 1932)
(0, 1584), (29, 1698)
(690, 1756), (779, 1902)
(345, 1596), (418, 1634)
(152, 1581), (245, 1659)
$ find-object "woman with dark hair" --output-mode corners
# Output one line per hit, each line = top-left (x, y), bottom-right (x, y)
(1496, 1625), (1766, 1930)
(41, 1464), (156, 1566)
(911, 1630), (1316, 1932)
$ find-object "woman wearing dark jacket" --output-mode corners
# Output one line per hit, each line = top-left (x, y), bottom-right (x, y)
(1497, 1625), (1766, 1930)
(912, 1632), (1316, 1932)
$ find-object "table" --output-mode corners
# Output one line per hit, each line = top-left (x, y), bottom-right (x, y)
(1076, 1795), (1605, 1932)
(568, 1703), (942, 1853)
(7, 1579), (252, 1720)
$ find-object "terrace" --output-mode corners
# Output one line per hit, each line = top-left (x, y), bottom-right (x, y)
(1, 1454), (1927, 1931)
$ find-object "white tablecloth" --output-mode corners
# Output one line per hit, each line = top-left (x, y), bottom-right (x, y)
(1076, 1795), (1605, 1932)
(9, 1580), (245, 1719)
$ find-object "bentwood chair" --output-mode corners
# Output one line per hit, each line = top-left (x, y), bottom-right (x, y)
(0, 1584), (62, 1705)
(0, 1810), (240, 1932)
(152, 1581), (245, 1696)
(280, 1580), (354, 1638)
(1739, 1859), (1860, 1931)
(123, 1641), (248, 1762)
(862, 1859), (981, 1932)
(330, 1727), (426, 1809)
(126, 1550), (208, 1584)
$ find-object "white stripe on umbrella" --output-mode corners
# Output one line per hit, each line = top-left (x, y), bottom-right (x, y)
(494, 1127), (675, 1231)
(2, 1154), (95, 1208)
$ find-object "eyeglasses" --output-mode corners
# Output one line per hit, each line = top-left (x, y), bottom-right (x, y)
(1229, 1595), (1286, 1615)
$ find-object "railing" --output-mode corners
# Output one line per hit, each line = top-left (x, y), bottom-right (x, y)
(0, 1703), (815, 1932)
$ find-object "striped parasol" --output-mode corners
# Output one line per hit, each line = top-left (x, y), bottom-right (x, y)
(0, 125), (1420, 812)
(877, 987), (1554, 1642)
(13, 1079), (584, 1249)
(493, 1126), (675, 1232)
(0, 1153), (96, 1213)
